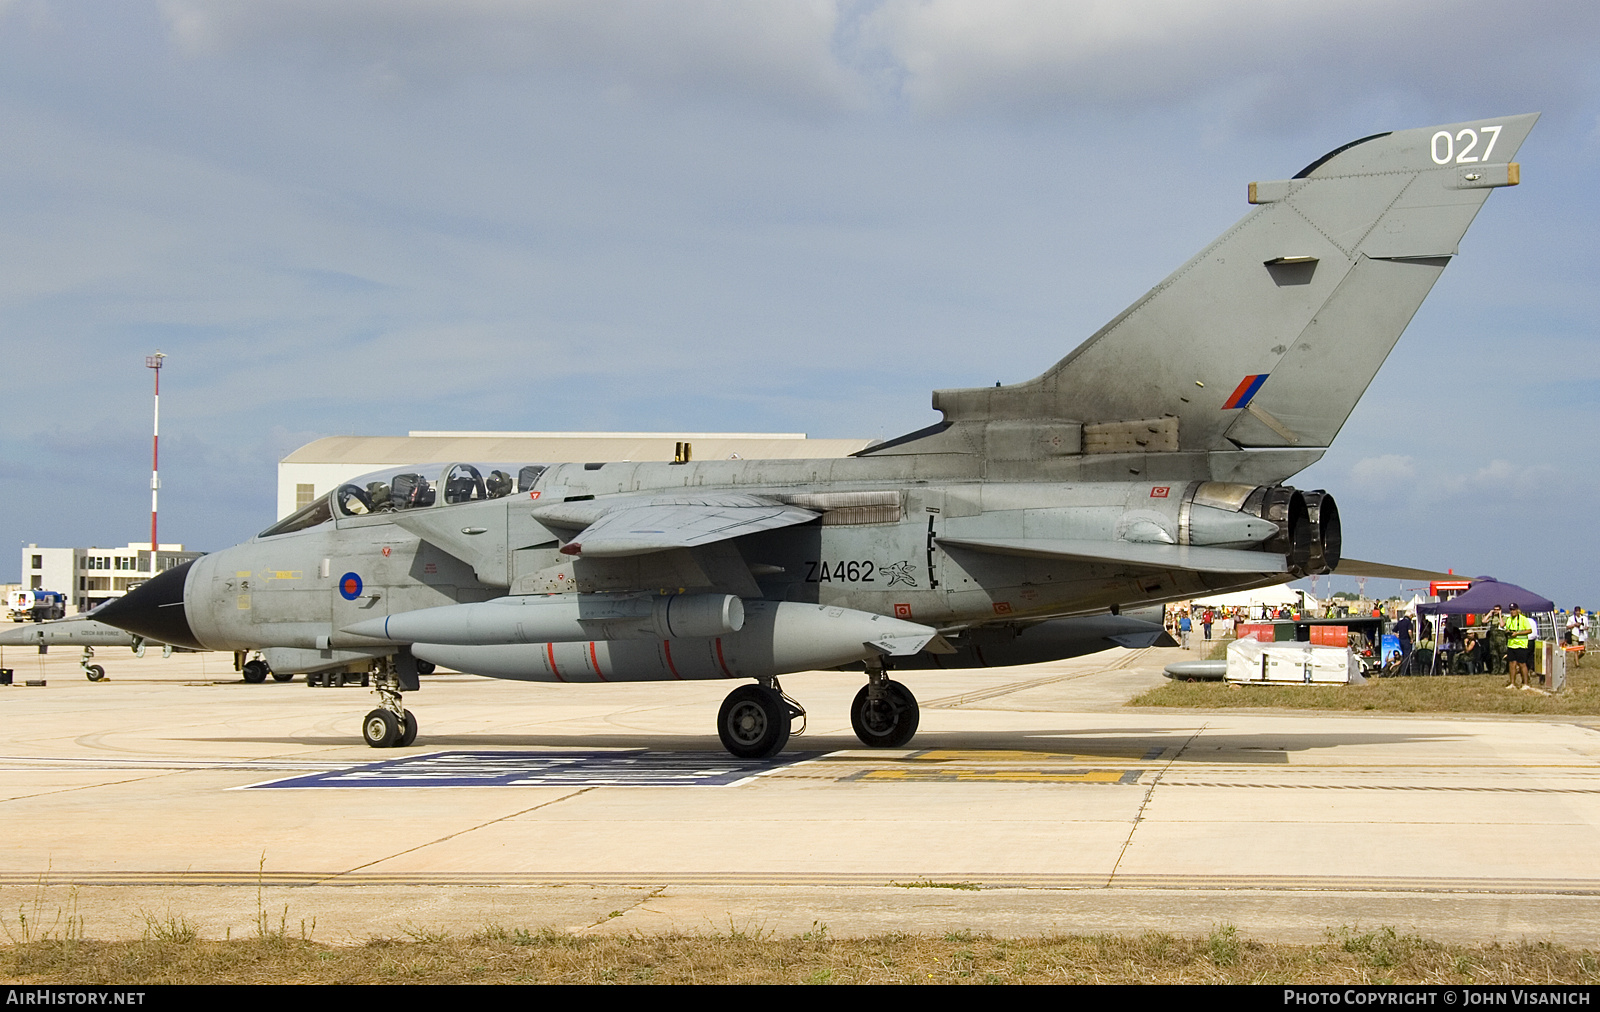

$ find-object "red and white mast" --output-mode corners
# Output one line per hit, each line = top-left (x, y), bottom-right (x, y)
(146, 352), (165, 560)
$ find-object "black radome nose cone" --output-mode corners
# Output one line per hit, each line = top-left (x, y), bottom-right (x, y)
(96, 559), (202, 649)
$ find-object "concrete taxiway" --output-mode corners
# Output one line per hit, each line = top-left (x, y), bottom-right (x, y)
(3, 627), (1599, 946)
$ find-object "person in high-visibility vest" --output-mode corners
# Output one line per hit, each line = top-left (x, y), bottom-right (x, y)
(1504, 603), (1538, 690)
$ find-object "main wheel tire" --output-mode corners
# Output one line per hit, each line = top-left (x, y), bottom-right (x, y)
(850, 679), (920, 748)
(270, 668), (293, 682)
(415, 660), (436, 676)
(84, 665), (106, 682)
(363, 708), (401, 748)
(397, 709), (418, 747)
(717, 685), (791, 759)
(242, 659), (269, 684)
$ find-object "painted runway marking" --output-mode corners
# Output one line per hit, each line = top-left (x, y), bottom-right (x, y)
(805, 748), (1157, 785)
(244, 750), (820, 789)
(843, 768), (1143, 784)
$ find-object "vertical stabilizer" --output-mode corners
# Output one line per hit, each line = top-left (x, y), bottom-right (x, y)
(864, 114), (1537, 479)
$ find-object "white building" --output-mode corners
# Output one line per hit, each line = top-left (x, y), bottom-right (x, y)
(20, 543), (202, 614)
(276, 430), (873, 519)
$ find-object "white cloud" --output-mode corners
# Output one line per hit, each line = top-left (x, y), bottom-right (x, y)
(1348, 454), (1415, 496)
(159, 0), (868, 109)
(1456, 458), (1561, 497)
(863, 0), (1600, 117)
(152, 0), (1600, 121)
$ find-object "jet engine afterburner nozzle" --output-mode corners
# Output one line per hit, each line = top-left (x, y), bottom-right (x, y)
(1242, 485), (1312, 577)
(1301, 490), (1342, 575)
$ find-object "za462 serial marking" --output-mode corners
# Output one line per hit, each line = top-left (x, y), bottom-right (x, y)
(805, 560), (876, 583)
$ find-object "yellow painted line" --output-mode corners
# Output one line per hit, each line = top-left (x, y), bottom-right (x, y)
(912, 749), (1163, 763)
(851, 769), (1134, 783)
(916, 749), (1094, 762)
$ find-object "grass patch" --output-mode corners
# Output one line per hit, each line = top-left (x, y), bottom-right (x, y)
(2, 923), (1596, 984)
(1132, 647), (1600, 715)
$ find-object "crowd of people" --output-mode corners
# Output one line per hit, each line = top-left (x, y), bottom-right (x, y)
(1163, 598), (1589, 690)
(1395, 604), (1588, 687)
(1165, 603), (1298, 648)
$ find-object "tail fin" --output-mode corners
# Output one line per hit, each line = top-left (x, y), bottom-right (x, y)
(865, 114), (1537, 479)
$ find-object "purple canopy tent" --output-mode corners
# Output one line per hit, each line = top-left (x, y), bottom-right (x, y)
(1414, 577), (1560, 682)
(1415, 577), (1554, 616)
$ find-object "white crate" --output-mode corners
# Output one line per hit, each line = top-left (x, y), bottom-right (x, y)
(1226, 638), (1363, 685)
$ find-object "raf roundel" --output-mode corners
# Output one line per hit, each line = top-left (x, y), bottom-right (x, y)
(339, 572), (364, 601)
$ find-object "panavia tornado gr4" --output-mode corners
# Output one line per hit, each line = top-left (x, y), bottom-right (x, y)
(97, 114), (1537, 757)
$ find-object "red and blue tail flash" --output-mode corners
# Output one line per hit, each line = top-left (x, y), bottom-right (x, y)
(1221, 374), (1269, 410)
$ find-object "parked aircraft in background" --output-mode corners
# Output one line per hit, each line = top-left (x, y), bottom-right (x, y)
(0, 616), (172, 681)
(97, 114), (1538, 757)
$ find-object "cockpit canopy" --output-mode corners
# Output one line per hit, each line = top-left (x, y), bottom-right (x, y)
(258, 462), (549, 538)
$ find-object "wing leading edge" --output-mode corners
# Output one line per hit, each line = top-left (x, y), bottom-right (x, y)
(534, 495), (818, 558)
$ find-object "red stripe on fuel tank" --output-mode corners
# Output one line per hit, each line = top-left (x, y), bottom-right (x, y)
(590, 641), (607, 681)
(662, 639), (682, 679)
(546, 642), (565, 682)
(714, 637), (735, 678)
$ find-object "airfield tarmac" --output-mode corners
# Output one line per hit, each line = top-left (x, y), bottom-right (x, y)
(4, 626), (1600, 947)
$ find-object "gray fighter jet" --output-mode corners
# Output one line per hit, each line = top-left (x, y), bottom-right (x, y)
(97, 114), (1537, 757)
(0, 616), (168, 681)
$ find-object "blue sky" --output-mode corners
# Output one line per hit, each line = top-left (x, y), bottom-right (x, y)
(2, 1), (1596, 605)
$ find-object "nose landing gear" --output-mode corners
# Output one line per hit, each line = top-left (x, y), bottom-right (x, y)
(361, 654), (420, 748)
(362, 706), (417, 748)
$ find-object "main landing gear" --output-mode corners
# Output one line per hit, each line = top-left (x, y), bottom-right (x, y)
(236, 651), (290, 683)
(850, 667), (920, 748)
(717, 679), (806, 759)
(713, 664), (922, 758)
(80, 647), (105, 682)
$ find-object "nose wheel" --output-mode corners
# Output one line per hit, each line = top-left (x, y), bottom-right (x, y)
(362, 657), (418, 748)
(80, 647), (106, 682)
(363, 708), (417, 748)
(851, 677), (919, 748)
